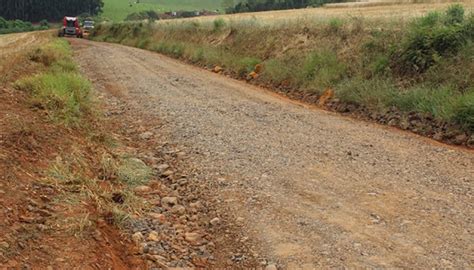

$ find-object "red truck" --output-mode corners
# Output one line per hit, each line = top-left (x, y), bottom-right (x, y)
(58, 17), (83, 38)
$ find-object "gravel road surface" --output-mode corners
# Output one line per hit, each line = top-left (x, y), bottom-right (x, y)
(72, 39), (473, 269)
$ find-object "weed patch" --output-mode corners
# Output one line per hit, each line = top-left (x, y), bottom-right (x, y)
(16, 40), (93, 127)
(16, 72), (92, 126)
(393, 5), (473, 75)
(117, 157), (153, 186)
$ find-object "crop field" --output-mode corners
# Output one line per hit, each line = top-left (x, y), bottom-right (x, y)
(101, 0), (222, 21)
(161, 1), (473, 24)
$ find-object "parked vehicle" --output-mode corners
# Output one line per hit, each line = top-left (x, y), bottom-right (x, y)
(83, 20), (95, 34)
(58, 16), (83, 38)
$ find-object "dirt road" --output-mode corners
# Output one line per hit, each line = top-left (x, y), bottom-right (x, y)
(73, 39), (473, 268)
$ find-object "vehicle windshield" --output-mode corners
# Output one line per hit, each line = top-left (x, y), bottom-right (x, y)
(66, 20), (76, 27)
(84, 21), (94, 27)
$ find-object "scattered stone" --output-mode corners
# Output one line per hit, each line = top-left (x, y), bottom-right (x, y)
(184, 232), (201, 244)
(148, 231), (160, 241)
(156, 164), (170, 171)
(210, 217), (220, 226)
(189, 201), (202, 209)
(161, 197), (178, 208)
(134, 185), (152, 194)
(147, 255), (168, 267)
(318, 88), (334, 106)
(148, 213), (166, 223)
(19, 216), (36, 223)
(177, 178), (188, 186)
(453, 133), (467, 145)
(433, 132), (443, 141)
(162, 170), (174, 177)
(247, 71), (258, 81)
(132, 232), (144, 245)
(171, 205), (186, 215)
(265, 264), (278, 270)
(139, 132), (154, 140)
(213, 66), (223, 73)
(467, 135), (474, 148)
(0, 241), (9, 250)
(36, 224), (48, 231)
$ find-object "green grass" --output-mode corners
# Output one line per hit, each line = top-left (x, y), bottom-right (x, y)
(16, 40), (93, 127)
(116, 157), (153, 186)
(101, 0), (223, 21)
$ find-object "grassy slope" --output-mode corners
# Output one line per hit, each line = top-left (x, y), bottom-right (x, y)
(102, 0), (222, 21)
(12, 39), (152, 224)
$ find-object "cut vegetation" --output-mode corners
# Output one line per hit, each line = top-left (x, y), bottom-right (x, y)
(92, 3), (474, 146)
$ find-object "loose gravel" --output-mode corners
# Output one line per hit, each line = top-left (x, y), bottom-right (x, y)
(74, 40), (474, 268)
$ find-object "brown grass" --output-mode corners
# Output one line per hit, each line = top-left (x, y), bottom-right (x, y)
(156, 1), (473, 25)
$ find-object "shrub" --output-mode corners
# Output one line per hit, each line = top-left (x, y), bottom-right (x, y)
(29, 40), (71, 66)
(336, 78), (396, 110)
(445, 4), (464, 25)
(125, 10), (159, 22)
(394, 4), (471, 75)
(153, 42), (185, 58)
(39, 19), (49, 28)
(452, 91), (474, 131)
(390, 85), (458, 120)
(370, 55), (390, 76)
(0, 17), (7, 29)
(137, 38), (150, 49)
(235, 57), (260, 76)
(191, 48), (205, 63)
(213, 18), (226, 31)
(300, 50), (346, 88)
(327, 18), (344, 34)
(262, 58), (297, 84)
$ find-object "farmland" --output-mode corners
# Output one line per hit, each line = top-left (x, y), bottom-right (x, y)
(169, 1), (474, 23)
(101, 0), (223, 21)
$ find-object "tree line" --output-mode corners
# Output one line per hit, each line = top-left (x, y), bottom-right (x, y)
(0, 0), (104, 22)
(0, 17), (49, 35)
(223, 0), (344, 13)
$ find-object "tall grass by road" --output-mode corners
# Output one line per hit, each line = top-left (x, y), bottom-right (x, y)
(92, 4), (474, 133)
(10, 38), (153, 227)
(15, 40), (93, 127)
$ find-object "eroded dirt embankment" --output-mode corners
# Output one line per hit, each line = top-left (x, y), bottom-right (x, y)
(1, 33), (246, 269)
(0, 32), (144, 269)
(73, 39), (474, 269)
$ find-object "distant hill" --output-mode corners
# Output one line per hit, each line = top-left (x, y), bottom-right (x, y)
(102, 0), (223, 21)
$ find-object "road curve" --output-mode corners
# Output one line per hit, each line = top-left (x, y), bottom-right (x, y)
(72, 39), (473, 269)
